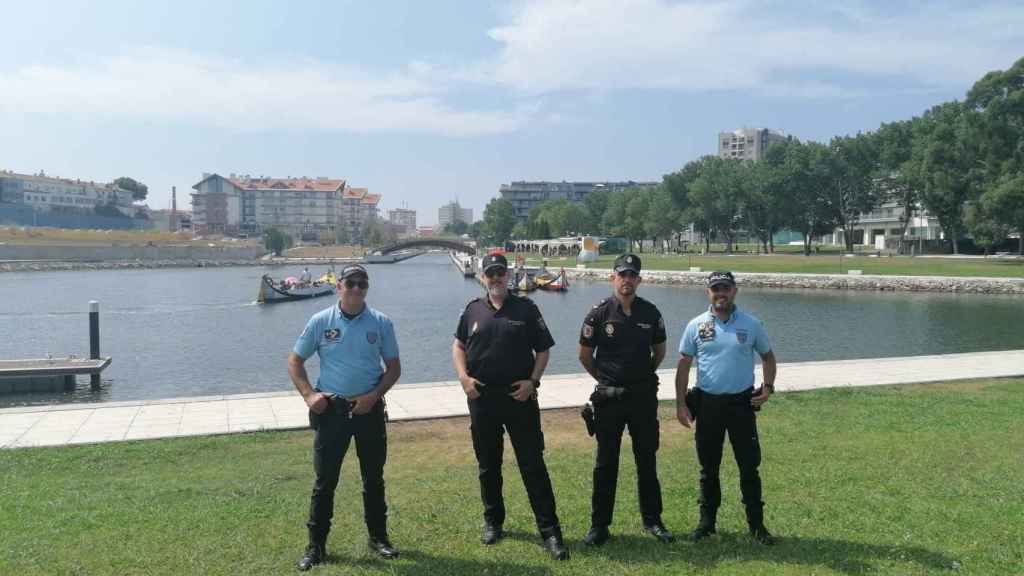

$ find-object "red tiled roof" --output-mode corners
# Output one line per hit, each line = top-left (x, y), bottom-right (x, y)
(343, 187), (368, 199)
(228, 177), (346, 192)
(361, 193), (381, 205)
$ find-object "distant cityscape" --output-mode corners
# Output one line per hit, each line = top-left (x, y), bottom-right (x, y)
(0, 125), (945, 248)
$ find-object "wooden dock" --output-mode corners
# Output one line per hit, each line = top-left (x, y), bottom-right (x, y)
(0, 357), (112, 394)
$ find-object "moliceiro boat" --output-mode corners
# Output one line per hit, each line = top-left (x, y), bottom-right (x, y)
(257, 271), (337, 304)
(536, 268), (569, 292)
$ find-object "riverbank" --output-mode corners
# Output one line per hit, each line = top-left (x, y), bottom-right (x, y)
(2, 377), (1021, 575)
(564, 267), (1024, 294)
(0, 256), (362, 273)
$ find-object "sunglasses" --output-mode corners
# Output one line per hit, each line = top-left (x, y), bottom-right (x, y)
(709, 284), (733, 293)
(484, 268), (507, 279)
(344, 279), (369, 290)
(617, 270), (639, 279)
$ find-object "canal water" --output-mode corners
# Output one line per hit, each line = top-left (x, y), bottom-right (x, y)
(2, 252), (1023, 407)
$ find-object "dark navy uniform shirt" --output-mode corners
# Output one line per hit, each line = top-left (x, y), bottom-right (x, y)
(455, 294), (555, 388)
(579, 296), (667, 387)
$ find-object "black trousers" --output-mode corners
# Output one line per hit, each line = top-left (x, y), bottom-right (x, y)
(306, 399), (388, 544)
(468, 392), (562, 539)
(692, 387), (764, 518)
(591, 390), (663, 528)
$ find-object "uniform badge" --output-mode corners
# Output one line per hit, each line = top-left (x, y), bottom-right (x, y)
(605, 323), (615, 337)
(736, 329), (748, 344)
(366, 331), (378, 344)
(626, 256), (633, 263)
(583, 324), (593, 339)
(324, 328), (341, 341)
(472, 321), (478, 334)
(637, 322), (651, 330)
(697, 320), (715, 341)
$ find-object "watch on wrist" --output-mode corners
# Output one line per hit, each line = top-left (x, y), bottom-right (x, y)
(764, 382), (774, 394)
(531, 378), (541, 389)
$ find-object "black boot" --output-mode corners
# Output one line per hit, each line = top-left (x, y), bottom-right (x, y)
(542, 528), (569, 561)
(367, 535), (400, 559)
(583, 525), (610, 547)
(297, 543), (325, 571)
(690, 506), (717, 542)
(745, 504), (775, 546)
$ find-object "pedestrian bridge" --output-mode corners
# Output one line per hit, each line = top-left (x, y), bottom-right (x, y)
(371, 239), (476, 256)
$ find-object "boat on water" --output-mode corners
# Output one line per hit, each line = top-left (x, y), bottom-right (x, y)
(257, 271), (337, 304)
(536, 268), (569, 292)
(509, 268), (538, 293)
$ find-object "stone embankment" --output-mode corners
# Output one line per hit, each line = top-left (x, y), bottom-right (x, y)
(564, 267), (1024, 294)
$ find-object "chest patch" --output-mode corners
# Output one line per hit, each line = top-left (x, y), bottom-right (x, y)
(366, 331), (378, 344)
(324, 328), (341, 341)
(582, 324), (593, 338)
(605, 323), (615, 337)
(637, 322), (652, 330)
(697, 320), (716, 342)
(736, 329), (748, 344)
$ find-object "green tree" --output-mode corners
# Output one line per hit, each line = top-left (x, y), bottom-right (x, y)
(624, 190), (650, 252)
(965, 202), (1010, 256)
(443, 220), (469, 236)
(688, 157), (746, 252)
(823, 133), (882, 252)
(645, 185), (679, 252)
(480, 197), (515, 246)
(966, 56), (1024, 254)
(782, 141), (837, 255)
(872, 120), (920, 254)
(264, 227), (292, 256)
(583, 188), (611, 234)
(910, 102), (983, 254)
(114, 177), (149, 201)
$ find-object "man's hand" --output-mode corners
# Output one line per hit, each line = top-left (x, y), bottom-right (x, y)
(350, 390), (380, 415)
(676, 403), (693, 428)
(460, 375), (483, 400)
(305, 391), (329, 414)
(751, 384), (772, 408)
(509, 379), (535, 402)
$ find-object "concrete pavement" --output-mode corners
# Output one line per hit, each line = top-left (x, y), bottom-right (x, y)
(2, 349), (1023, 449)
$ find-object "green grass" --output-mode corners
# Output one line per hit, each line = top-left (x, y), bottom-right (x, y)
(568, 253), (1024, 278)
(2, 379), (1023, 575)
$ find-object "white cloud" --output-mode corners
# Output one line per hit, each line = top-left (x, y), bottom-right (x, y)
(0, 48), (535, 137)
(483, 0), (1024, 97)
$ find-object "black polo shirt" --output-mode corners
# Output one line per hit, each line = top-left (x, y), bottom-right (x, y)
(579, 295), (667, 386)
(455, 294), (555, 388)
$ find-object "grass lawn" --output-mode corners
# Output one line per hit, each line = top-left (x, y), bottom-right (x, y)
(564, 253), (1024, 278)
(2, 379), (1022, 575)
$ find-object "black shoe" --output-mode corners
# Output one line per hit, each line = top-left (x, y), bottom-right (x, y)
(583, 525), (610, 547)
(690, 524), (716, 543)
(750, 525), (775, 546)
(643, 523), (675, 543)
(481, 523), (504, 545)
(367, 536), (400, 559)
(543, 535), (569, 561)
(297, 544), (325, 571)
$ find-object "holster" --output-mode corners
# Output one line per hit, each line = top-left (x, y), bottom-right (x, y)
(685, 387), (701, 421)
(581, 402), (596, 437)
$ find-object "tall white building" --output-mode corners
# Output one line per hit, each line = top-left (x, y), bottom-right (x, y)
(718, 128), (787, 161)
(190, 174), (380, 239)
(438, 201), (473, 227)
(388, 208), (417, 237)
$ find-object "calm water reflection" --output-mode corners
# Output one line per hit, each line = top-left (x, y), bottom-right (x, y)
(2, 253), (1022, 407)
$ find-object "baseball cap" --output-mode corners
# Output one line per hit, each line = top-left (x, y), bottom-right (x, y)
(613, 253), (641, 274)
(339, 264), (368, 279)
(481, 253), (509, 273)
(707, 271), (736, 287)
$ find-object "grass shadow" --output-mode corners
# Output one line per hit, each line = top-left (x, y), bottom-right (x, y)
(325, 548), (554, 575)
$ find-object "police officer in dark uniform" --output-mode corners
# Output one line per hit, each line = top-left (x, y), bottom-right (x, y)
(578, 253), (673, 546)
(676, 271), (777, 545)
(452, 253), (569, 561)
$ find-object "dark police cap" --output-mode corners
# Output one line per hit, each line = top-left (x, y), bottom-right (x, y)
(481, 253), (509, 273)
(339, 264), (368, 279)
(707, 270), (736, 287)
(613, 253), (641, 274)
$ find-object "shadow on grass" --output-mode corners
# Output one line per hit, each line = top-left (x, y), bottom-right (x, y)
(581, 531), (955, 574)
(325, 548), (553, 575)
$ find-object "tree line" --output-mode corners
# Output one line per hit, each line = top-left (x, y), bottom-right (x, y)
(477, 57), (1024, 255)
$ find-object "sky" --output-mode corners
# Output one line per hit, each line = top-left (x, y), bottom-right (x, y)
(1, 1), (1022, 225)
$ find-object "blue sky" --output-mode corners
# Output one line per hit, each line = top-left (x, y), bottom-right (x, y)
(2, 0), (1021, 224)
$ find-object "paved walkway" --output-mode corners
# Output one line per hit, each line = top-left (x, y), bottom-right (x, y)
(2, 349), (1023, 449)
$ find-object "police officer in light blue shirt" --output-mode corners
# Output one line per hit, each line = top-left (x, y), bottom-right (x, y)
(675, 271), (778, 546)
(288, 264), (402, 570)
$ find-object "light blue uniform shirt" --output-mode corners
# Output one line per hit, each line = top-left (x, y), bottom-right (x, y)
(679, 306), (771, 394)
(293, 303), (399, 397)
